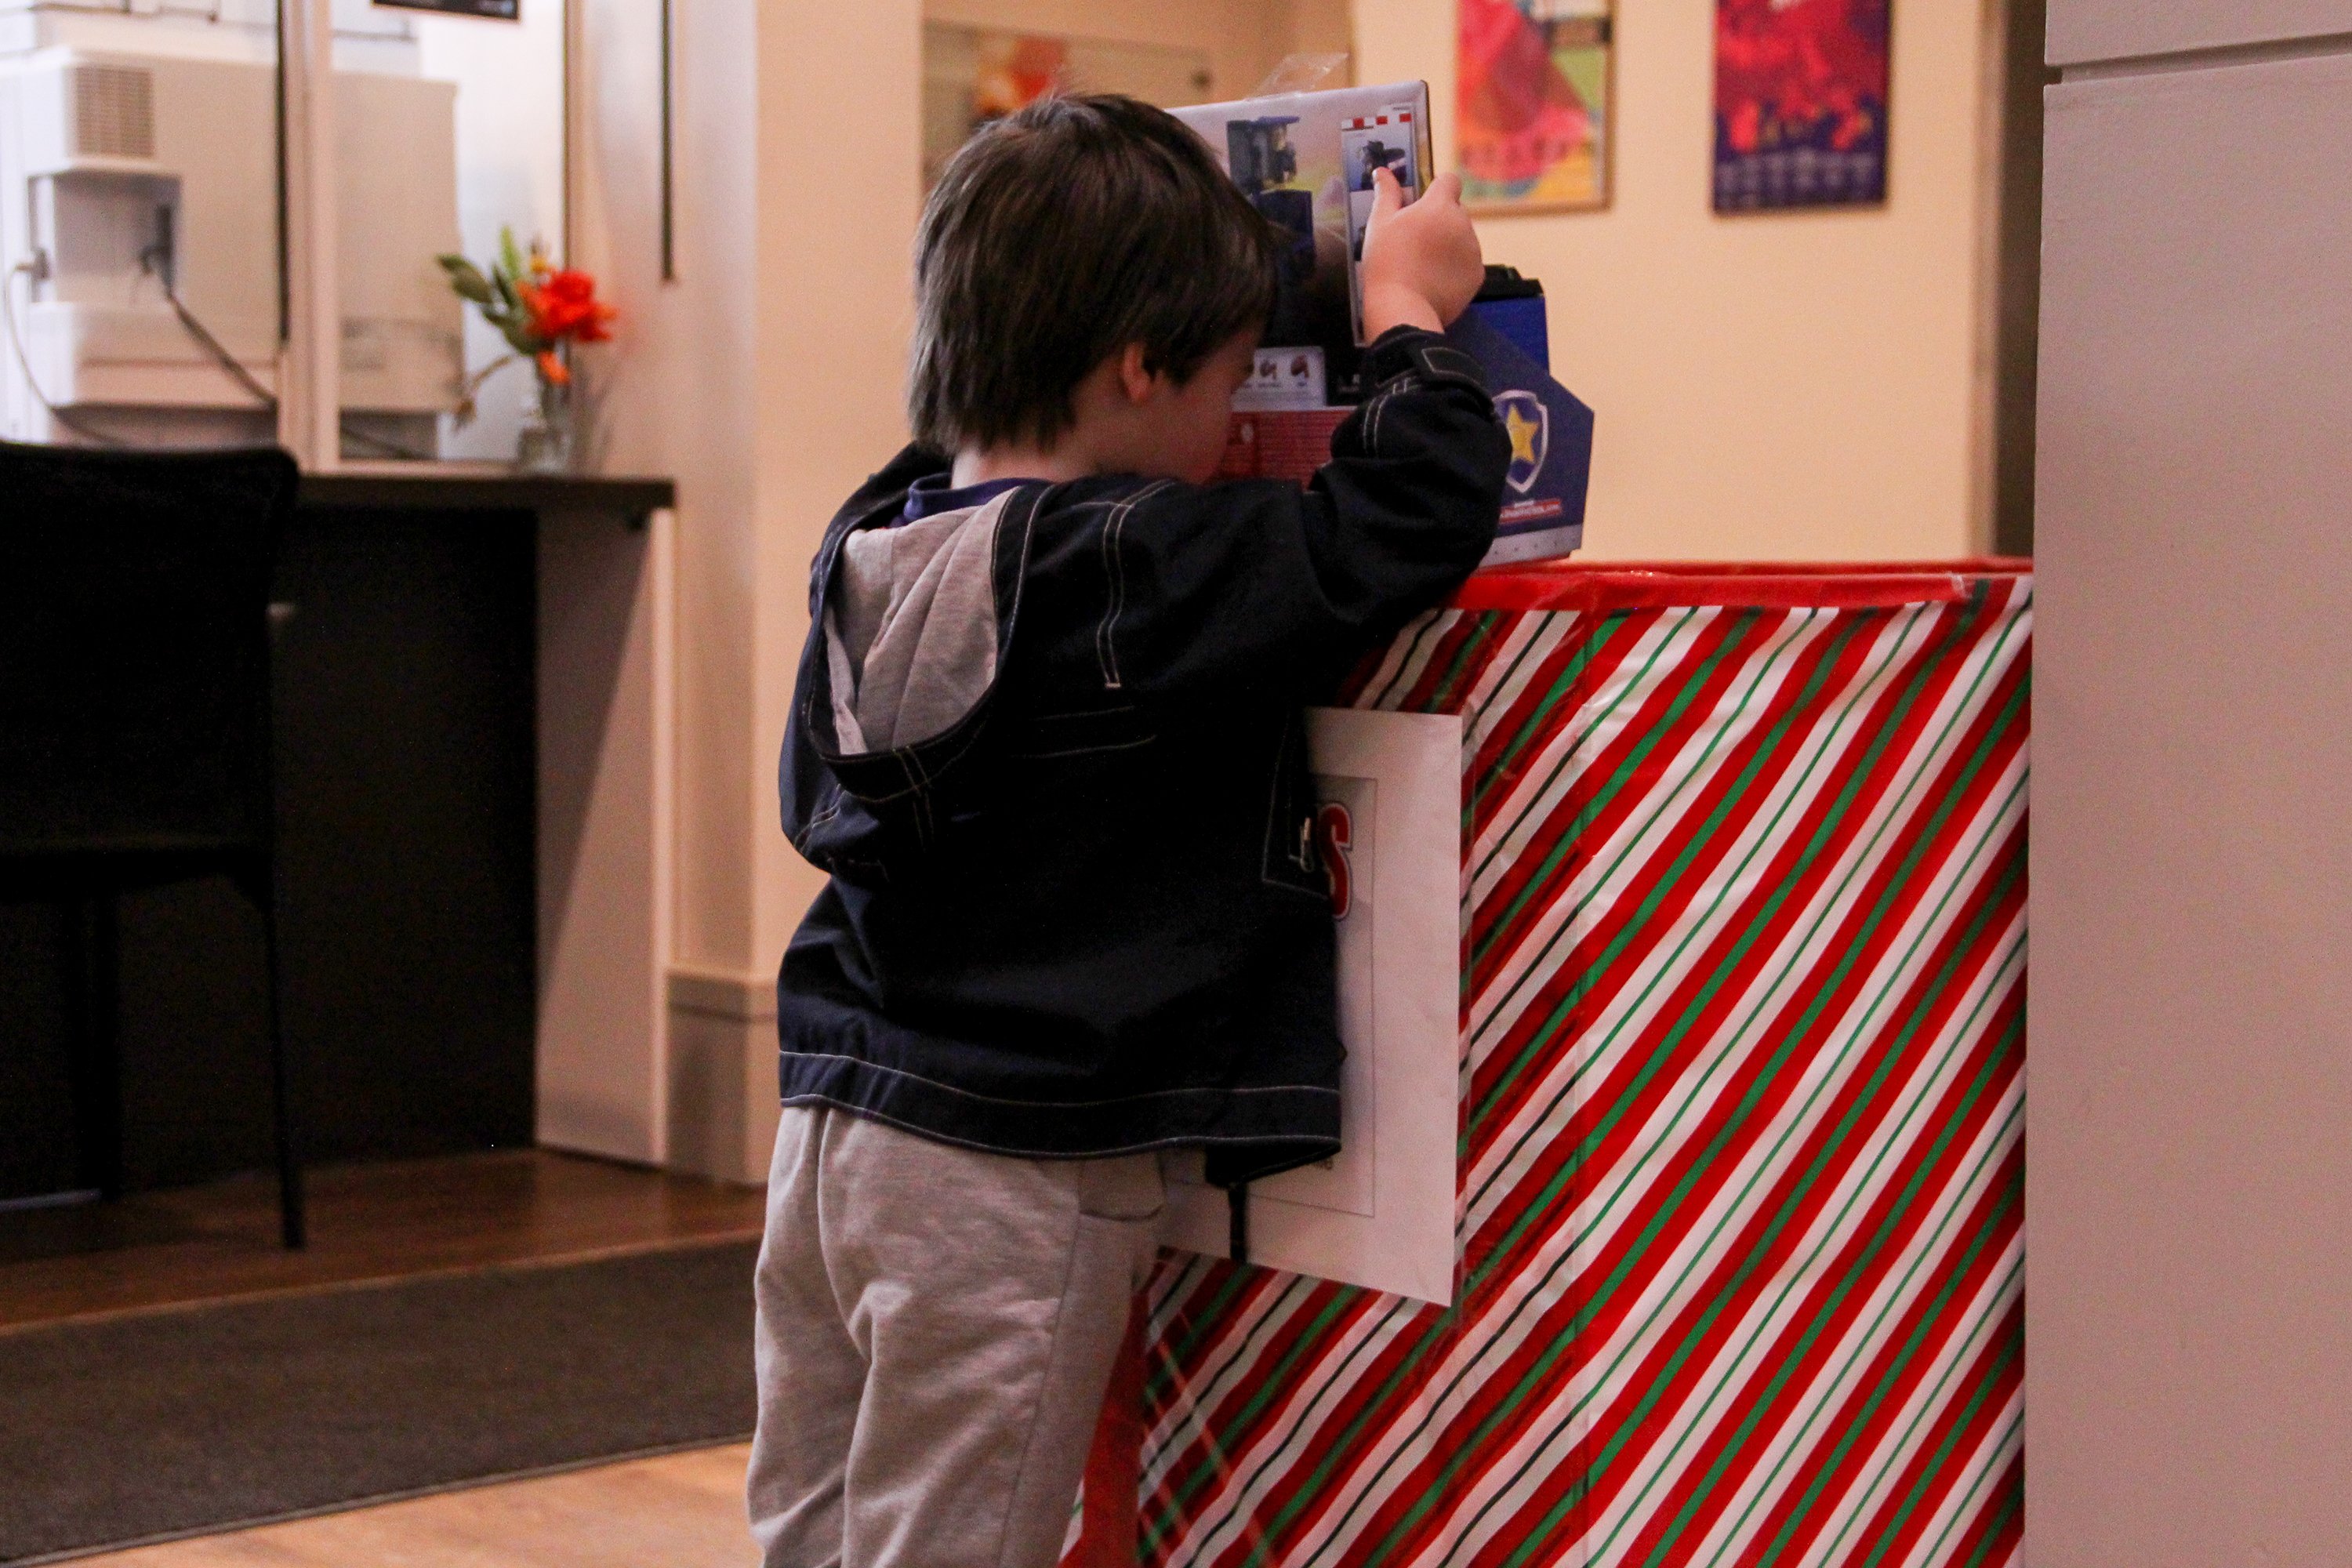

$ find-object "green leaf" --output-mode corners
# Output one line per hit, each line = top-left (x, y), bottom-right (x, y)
(437, 255), (495, 305)
(500, 319), (545, 357)
(499, 227), (526, 284)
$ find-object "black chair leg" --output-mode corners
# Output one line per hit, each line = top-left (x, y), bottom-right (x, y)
(256, 873), (305, 1250)
(61, 894), (125, 1200)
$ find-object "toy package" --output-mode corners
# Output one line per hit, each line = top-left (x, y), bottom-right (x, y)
(1174, 82), (1593, 564)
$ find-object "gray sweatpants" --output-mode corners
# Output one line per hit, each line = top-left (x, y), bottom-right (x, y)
(746, 1105), (1166, 1568)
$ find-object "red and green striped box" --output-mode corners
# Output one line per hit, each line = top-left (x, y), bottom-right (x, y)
(1076, 561), (2031, 1568)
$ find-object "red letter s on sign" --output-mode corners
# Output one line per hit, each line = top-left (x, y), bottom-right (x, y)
(1315, 802), (1354, 920)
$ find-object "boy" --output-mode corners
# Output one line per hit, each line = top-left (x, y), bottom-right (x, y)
(752, 94), (1508, 1568)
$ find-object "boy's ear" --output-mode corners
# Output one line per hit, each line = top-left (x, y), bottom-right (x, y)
(1117, 343), (1156, 406)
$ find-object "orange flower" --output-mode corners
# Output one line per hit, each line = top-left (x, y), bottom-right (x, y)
(518, 267), (615, 345)
(536, 350), (571, 386)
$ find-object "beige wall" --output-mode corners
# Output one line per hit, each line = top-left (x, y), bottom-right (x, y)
(925, 0), (1353, 103)
(576, 0), (759, 985)
(1355, 0), (2004, 561)
(578, 0), (1368, 1178)
(574, 0), (2007, 1175)
(570, 0), (768, 1175)
(575, 0), (886, 1177)
(749, 2), (925, 975)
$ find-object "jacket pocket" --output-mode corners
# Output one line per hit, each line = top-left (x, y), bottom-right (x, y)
(1005, 704), (1156, 760)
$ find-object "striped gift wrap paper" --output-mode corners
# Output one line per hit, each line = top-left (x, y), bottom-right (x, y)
(1073, 568), (2031, 1568)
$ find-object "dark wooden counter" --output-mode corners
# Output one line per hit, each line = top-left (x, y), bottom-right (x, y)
(297, 469), (676, 526)
(2, 468), (677, 1207)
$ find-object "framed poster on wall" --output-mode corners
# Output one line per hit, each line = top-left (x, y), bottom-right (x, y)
(1457, 0), (1613, 215)
(1713, 0), (1891, 212)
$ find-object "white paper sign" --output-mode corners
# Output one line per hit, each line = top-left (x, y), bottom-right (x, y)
(1163, 707), (1462, 1305)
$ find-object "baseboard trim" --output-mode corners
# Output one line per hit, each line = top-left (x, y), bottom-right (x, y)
(664, 971), (780, 1184)
(666, 964), (775, 1023)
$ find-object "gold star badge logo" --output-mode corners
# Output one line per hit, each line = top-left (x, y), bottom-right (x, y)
(1504, 402), (1543, 467)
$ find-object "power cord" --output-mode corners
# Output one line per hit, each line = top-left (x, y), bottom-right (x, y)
(6, 235), (438, 463)
(4, 257), (129, 447)
(336, 419), (432, 463)
(139, 226), (272, 409)
(161, 278), (276, 409)
(139, 237), (431, 463)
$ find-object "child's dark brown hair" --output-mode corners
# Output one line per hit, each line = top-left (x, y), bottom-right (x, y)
(908, 94), (1281, 455)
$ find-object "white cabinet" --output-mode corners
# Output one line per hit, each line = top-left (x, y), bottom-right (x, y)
(2031, 45), (2352, 1567)
(2049, 0), (2352, 65)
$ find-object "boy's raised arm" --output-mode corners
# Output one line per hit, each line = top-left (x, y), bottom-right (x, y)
(1112, 165), (1505, 699)
(1102, 330), (1511, 705)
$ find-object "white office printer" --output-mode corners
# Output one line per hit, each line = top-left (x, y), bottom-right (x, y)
(0, 0), (461, 454)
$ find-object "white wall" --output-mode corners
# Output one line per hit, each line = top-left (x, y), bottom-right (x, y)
(417, 3), (567, 461)
(1355, 0), (2005, 561)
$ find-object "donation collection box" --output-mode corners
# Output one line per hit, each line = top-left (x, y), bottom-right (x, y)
(1075, 561), (2032, 1568)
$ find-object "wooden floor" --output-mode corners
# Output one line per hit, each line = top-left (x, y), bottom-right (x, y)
(0, 1148), (769, 1330)
(73, 1443), (760, 1567)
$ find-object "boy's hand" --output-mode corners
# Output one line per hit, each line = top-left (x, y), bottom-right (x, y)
(1359, 168), (1485, 338)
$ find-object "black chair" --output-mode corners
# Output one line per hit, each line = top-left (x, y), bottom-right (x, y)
(0, 441), (306, 1248)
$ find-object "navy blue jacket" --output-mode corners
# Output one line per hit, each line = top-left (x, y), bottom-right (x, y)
(775, 326), (1508, 1185)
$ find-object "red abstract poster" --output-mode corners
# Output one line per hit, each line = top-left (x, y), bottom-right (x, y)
(1714, 0), (1891, 212)
(1457, 0), (1613, 212)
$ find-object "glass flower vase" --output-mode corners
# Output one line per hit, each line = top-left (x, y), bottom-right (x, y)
(514, 372), (577, 474)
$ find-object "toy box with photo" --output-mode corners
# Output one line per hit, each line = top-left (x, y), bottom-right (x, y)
(1174, 82), (1594, 564)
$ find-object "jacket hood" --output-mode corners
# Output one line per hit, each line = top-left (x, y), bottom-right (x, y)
(820, 488), (1018, 757)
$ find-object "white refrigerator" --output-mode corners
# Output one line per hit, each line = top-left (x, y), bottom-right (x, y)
(2031, 3), (2352, 1563)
